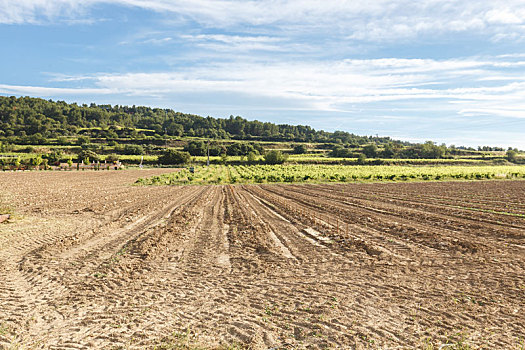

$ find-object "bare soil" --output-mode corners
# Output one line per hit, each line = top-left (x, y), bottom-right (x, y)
(0, 171), (524, 349)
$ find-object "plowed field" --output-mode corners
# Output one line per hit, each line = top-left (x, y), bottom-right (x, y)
(0, 171), (524, 349)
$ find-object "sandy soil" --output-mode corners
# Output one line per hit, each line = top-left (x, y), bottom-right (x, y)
(0, 171), (524, 349)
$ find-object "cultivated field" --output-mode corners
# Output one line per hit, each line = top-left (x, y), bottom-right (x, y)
(0, 171), (524, 349)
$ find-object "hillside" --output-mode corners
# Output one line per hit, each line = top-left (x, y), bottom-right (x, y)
(0, 95), (397, 145)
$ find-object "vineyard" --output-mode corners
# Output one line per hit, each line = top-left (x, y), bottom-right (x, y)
(0, 170), (524, 348)
(136, 164), (525, 185)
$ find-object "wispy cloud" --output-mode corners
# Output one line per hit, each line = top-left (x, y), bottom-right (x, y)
(4, 55), (525, 117)
(0, 83), (113, 96)
(3, 1), (525, 43)
(181, 34), (287, 52)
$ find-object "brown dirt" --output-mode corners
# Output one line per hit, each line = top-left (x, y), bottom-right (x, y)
(0, 172), (523, 349)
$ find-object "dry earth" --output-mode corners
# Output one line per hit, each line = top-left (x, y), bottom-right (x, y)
(0, 170), (524, 349)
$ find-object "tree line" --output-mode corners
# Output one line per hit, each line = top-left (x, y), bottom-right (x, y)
(0, 96), (398, 144)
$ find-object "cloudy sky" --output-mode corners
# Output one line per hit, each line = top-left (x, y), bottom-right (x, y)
(1, 1), (525, 148)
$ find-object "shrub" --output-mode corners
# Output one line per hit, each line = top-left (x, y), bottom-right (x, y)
(158, 149), (191, 165)
(247, 152), (258, 163)
(264, 150), (287, 165)
(105, 154), (120, 163)
(293, 144), (308, 154)
(78, 150), (100, 163)
(357, 153), (367, 165)
(116, 144), (144, 155)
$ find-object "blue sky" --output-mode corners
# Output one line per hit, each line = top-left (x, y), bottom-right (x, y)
(1, 1), (525, 148)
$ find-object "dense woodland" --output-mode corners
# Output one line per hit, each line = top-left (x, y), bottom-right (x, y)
(0, 96), (397, 145)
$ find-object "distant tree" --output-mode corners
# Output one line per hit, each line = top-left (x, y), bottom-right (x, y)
(184, 140), (206, 156)
(293, 144), (308, 154)
(381, 143), (397, 158)
(46, 150), (64, 165)
(421, 141), (445, 159)
(226, 142), (258, 156)
(507, 149), (518, 163)
(31, 155), (43, 169)
(78, 150), (100, 163)
(264, 150), (287, 164)
(105, 154), (120, 163)
(117, 144), (144, 155)
(77, 136), (90, 145)
(357, 153), (367, 165)
(330, 145), (355, 158)
(362, 144), (378, 158)
(158, 149), (191, 165)
(247, 152), (258, 163)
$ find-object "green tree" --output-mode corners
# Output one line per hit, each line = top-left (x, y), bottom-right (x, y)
(421, 141), (446, 159)
(158, 149), (191, 165)
(77, 136), (90, 145)
(264, 150), (287, 164)
(78, 150), (100, 163)
(184, 140), (206, 156)
(362, 144), (378, 158)
(31, 155), (43, 169)
(507, 149), (518, 163)
(357, 153), (367, 165)
(247, 152), (257, 164)
(293, 144), (308, 154)
(105, 154), (120, 163)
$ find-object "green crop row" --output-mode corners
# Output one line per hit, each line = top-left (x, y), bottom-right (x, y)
(135, 164), (525, 186)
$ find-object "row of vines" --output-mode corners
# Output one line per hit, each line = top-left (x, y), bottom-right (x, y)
(135, 164), (525, 186)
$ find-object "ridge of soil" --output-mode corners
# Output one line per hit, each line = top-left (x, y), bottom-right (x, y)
(0, 171), (523, 348)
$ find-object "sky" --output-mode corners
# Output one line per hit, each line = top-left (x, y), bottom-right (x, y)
(1, 1), (525, 148)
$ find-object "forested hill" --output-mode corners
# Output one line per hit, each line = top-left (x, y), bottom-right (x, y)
(0, 96), (401, 145)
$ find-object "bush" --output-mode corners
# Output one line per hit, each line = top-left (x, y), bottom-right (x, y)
(78, 150), (100, 163)
(362, 144), (378, 158)
(158, 149), (191, 165)
(507, 149), (518, 163)
(247, 152), (258, 163)
(105, 154), (120, 163)
(293, 144), (308, 154)
(115, 144), (144, 155)
(264, 150), (287, 164)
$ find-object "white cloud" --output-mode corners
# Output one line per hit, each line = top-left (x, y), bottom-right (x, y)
(485, 9), (524, 25)
(4, 55), (525, 118)
(181, 34), (287, 51)
(0, 83), (114, 95)
(3, 0), (525, 43)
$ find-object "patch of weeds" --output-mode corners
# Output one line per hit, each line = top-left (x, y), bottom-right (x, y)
(0, 322), (9, 336)
(0, 205), (13, 215)
(357, 332), (375, 347)
(0, 198), (13, 215)
(93, 272), (107, 279)
(329, 296), (339, 309)
(109, 245), (129, 264)
(518, 337), (525, 350)
(440, 333), (472, 350)
(264, 307), (272, 316)
(0, 200), (15, 224)
(420, 337), (436, 350)
(5, 335), (23, 350)
(154, 328), (244, 350)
